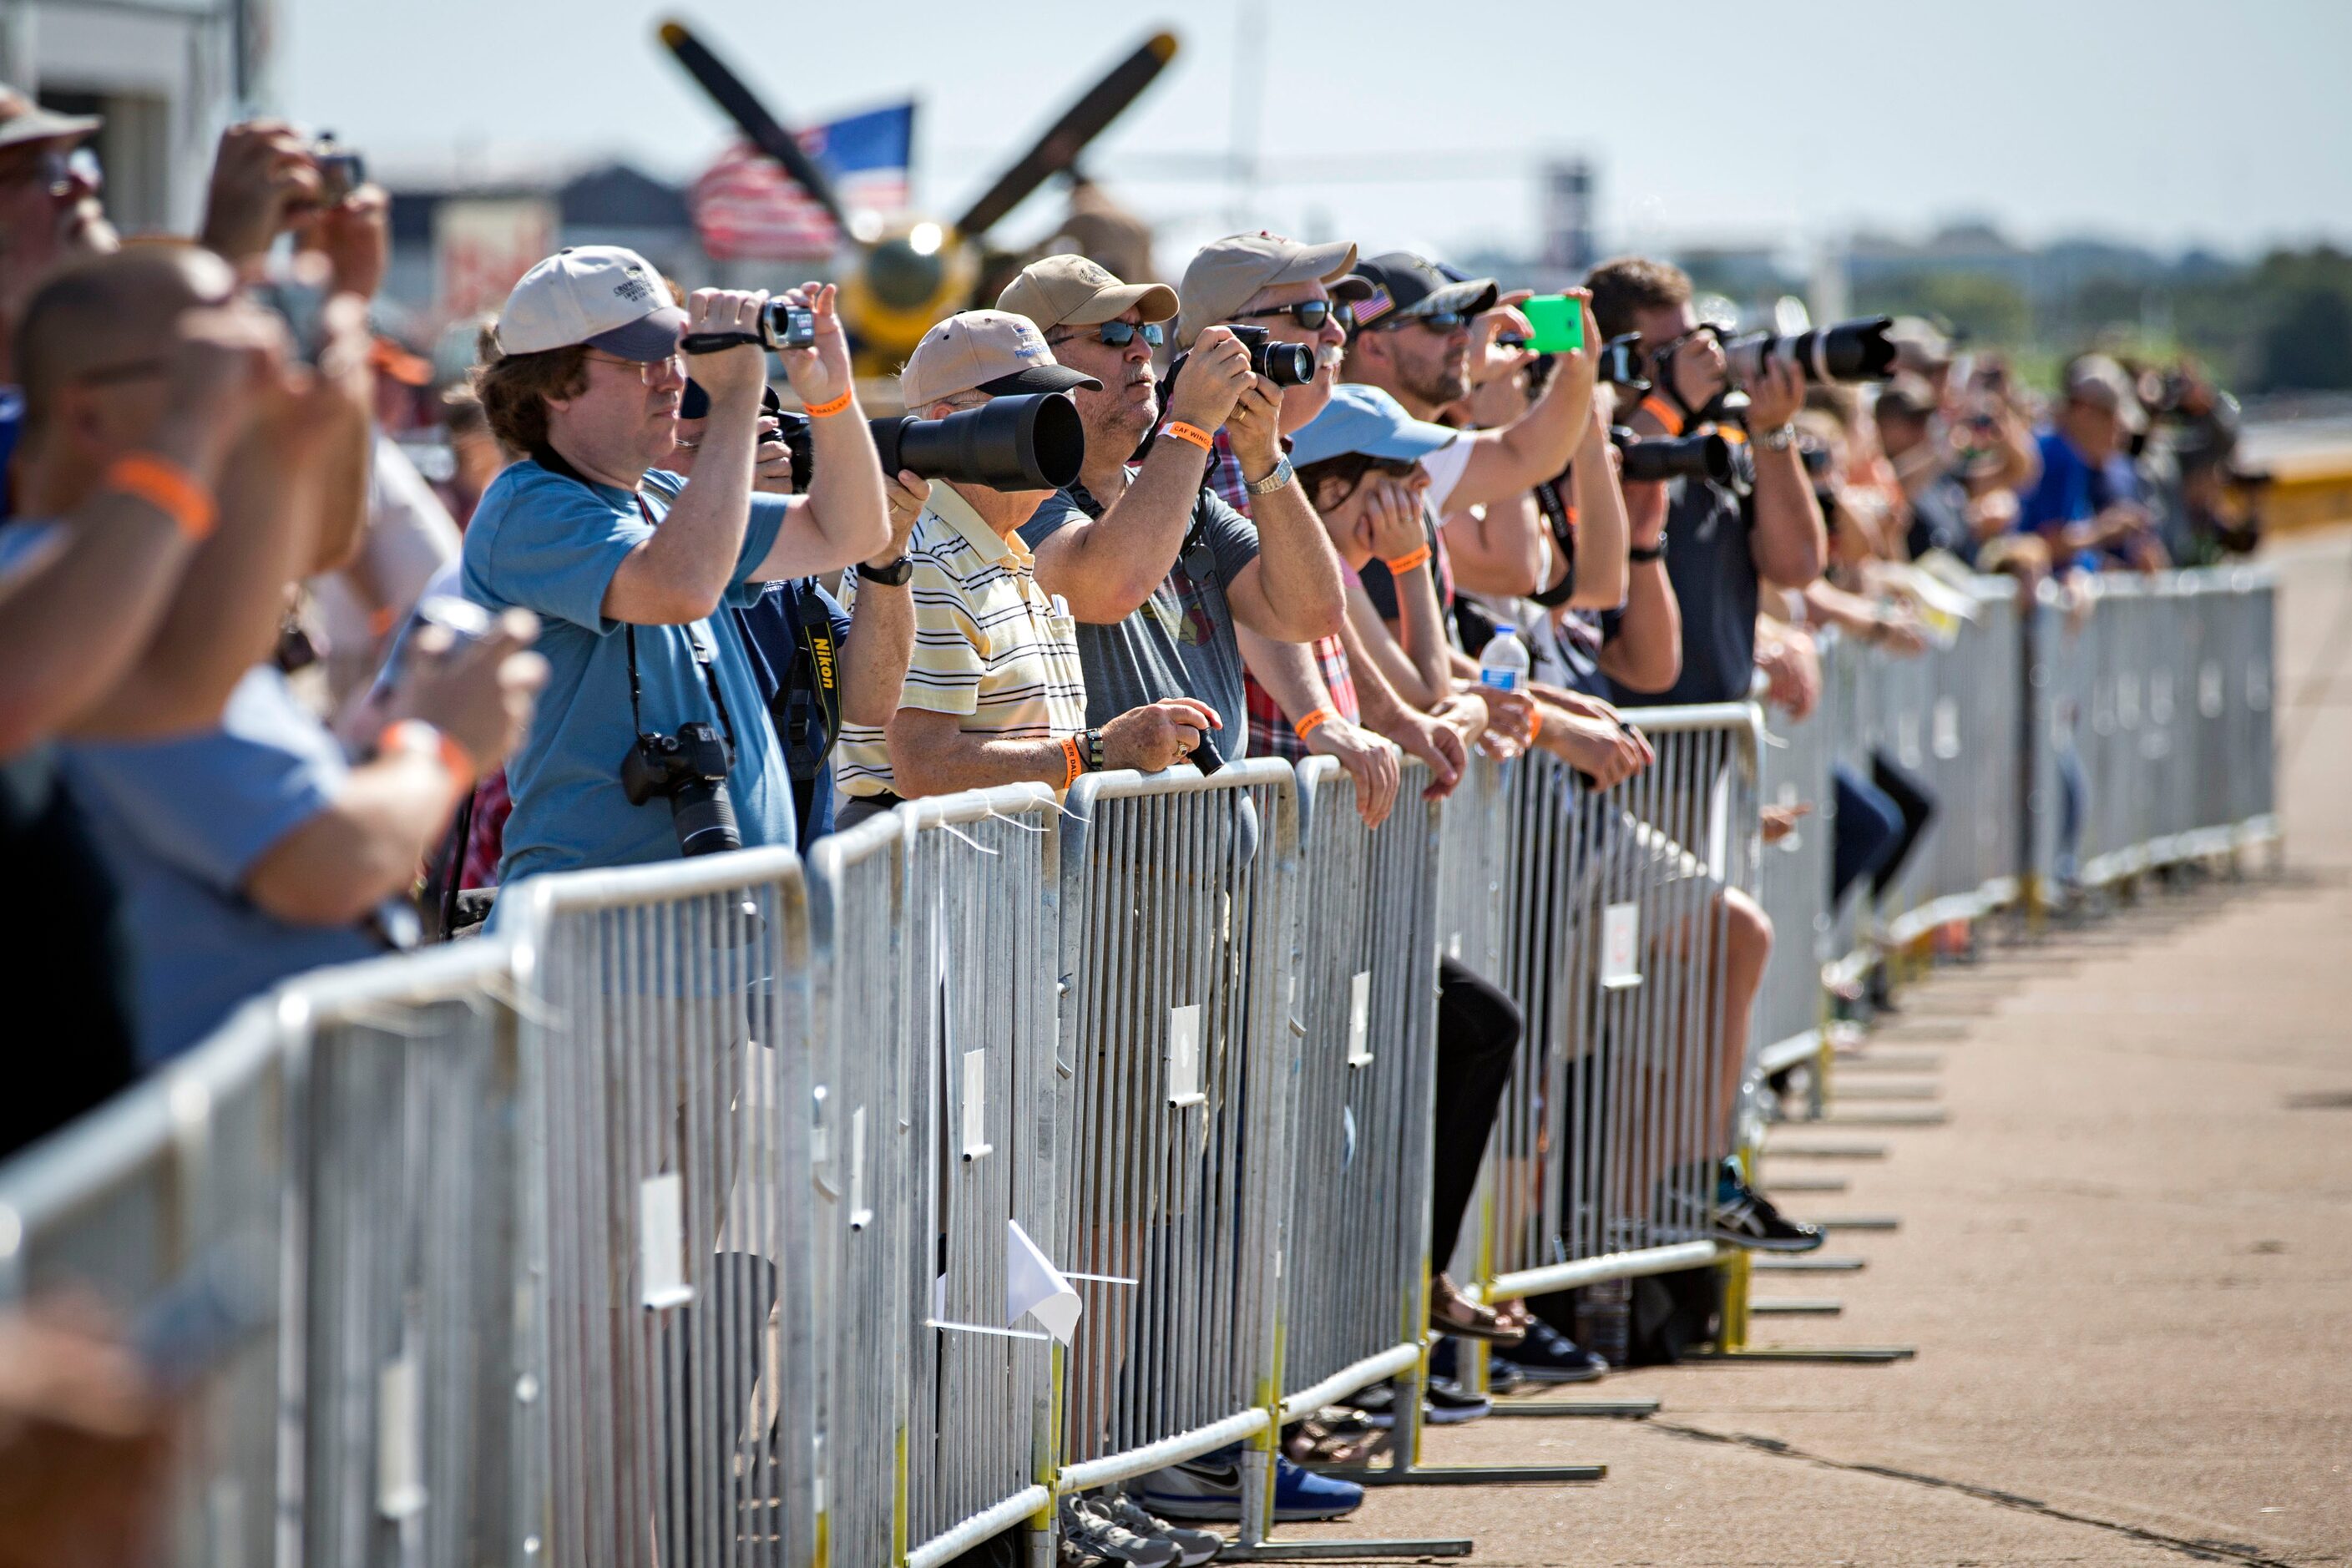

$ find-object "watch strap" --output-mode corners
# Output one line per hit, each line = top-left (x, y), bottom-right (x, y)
(857, 555), (914, 585)
(1242, 454), (1295, 496)
(1628, 530), (1668, 563)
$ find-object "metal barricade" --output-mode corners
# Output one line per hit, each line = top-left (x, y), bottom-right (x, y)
(277, 943), (529, 1566)
(504, 848), (817, 1568)
(1449, 706), (1760, 1321)
(1251, 756), (1440, 1529)
(0, 1004), (290, 1568)
(1050, 759), (1297, 1516)
(1754, 648), (1838, 1089)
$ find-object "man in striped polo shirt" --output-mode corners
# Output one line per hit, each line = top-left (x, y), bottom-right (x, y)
(832, 311), (1216, 824)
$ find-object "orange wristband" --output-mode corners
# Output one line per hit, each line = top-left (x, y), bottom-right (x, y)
(1381, 544), (1433, 574)
(1637, 394), (1686, 438)
(1059, 735), (1085, 790)
(105, 453), (215, 542)
(1292, 707), (1335, 740)
(379, 719), (478, 789)
(802, 387), (854, 418)
(1161, 421), (1213, 453)
(1528, 706), (1545, 741)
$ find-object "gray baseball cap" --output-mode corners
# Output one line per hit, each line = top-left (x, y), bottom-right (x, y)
(0, 86), (99, 150)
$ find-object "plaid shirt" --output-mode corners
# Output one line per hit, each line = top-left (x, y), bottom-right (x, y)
(1212, 430), (1359, 759)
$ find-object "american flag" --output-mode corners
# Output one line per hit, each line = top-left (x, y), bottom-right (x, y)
(688, 101), (915, 261)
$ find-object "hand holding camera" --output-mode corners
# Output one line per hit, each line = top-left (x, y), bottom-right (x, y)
(772, 281), (854, 411)
(301, 181), (389, 303)
(682, 288), (772, 404)
(200, 120), (329, 267)
(387, 609), (548, 780)
(1099, 696), (1220, 773)
(1166, 326), (1254, 432)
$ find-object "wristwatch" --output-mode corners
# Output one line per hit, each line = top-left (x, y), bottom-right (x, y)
(857, 555), (913, 586)
(1628, 529), (1668, 563)
(1242, 454), (1295, 497)
(1753, 422), (1798, 452)
(1085, 727), (1107, 773)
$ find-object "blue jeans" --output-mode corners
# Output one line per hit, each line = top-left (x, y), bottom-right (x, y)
(1832, 761), (1903, 906)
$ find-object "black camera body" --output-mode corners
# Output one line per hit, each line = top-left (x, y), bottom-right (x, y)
(1226, 324), (1314, 387)
(682, 301), (817, 357)
(1610, 425), (1753, 493)
(310, 134), (364, 205)
(1597, 331), (1651, 393)
(1722, 316), (1897, 388)
(620, 721), (741, 857)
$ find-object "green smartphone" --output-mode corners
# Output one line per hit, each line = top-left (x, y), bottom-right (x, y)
(1519, 293), (1586, 354)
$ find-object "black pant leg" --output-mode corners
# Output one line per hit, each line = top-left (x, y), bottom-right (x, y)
(1867, 749), (1940, 897)
(1428, 956), (1522, 1268)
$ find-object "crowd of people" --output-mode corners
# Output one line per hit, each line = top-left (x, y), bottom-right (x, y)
(0, 98), (2258, 1566)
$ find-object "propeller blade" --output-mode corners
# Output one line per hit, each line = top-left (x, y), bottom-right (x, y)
(657, 18), (848, 231)
(953, 29), (1177, 241)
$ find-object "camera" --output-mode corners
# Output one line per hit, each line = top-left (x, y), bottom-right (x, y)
(682, 299), (817, 356)
(1597, 331), (1651, 393)
(1721, 316), (1897, 387)
(620, 721), (741, 857)
(1610, 425), (1752, 492)
(309, 134), (364, 205)
(868, 392), (1084, 491)
(1226, 323), (1314, 387)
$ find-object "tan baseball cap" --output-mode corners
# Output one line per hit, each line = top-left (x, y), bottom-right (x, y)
(997, 254), (1177, 332)
(0, 85), (99, 150)
(1176, 232), (1373, 348)
(899, 309), (1103, 409)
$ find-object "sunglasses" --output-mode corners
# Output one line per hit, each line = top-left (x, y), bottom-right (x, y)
(1378, 309), (1470, 334)
(1057, 321), (1164, 348)
(1232, 300), (1345, 332)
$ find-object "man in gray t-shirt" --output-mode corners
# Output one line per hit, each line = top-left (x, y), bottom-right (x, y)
(997, 255), (1348, 764)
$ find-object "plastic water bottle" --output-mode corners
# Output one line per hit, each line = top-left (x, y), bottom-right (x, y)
(1479, 626), (1530, 693)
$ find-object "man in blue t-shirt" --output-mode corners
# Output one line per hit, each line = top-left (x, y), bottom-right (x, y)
(2016, 354), (2167, 574)
(458, 247), (889, 884)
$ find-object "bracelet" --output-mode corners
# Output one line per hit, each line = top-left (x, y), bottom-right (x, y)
(104, 453), (215, 542)
(1292, 707), (1335, 741)
(378, 719), (477, 788)
(1381, 544), (1433, 574)
(1085, 726), (1107, 773)
(1059, 734), (1086, 790)
(802, 387), (854, 418)
(1160, 421), (1214, 453)
(1628, 537), (1667, 563)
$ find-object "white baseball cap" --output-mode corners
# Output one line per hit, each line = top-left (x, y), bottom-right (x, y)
(494, 245), (689, 360)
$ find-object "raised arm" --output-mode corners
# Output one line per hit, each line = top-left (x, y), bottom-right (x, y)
(1565, 408), (1629, 610)
(1216, 375), (1347, 642)
(1445, 292), (1601, 513)
(751, 283), (890, 582)
(1742, 359), (1829, 586)
(1594, 479), (1682, 695)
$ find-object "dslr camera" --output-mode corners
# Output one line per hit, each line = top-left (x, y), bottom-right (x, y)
(1226, 324), (1314, 387)
(1718, 316), (1897, 388)
(1610, 425), (1753, 493)
(620, 722), (741, 857)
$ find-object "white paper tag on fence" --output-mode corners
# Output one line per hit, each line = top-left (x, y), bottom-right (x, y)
(639, 1173), (695, 1308)
(1005, 1219), (1083, 1343)
(375, 1352), (426, 1520)
(1931, 697), (1961, 759)
(960, 1050), (993, 1160)
(1345, 970), (1374, 1066)
(2199, 660), (2224, 718)
(1166, 1004), (1204, 1107)
(1446, 930), (1463, 960)
(1600, 902), (1642, 989)
(847, 1105), (872, 1230)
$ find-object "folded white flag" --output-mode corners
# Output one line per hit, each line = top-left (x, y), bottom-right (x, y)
(1005, 1219), (1083, 1344)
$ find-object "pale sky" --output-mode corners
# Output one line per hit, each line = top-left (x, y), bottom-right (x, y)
(284, 0), (2352, 266)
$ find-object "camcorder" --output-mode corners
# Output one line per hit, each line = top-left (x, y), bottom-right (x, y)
(1610, 424), (1753, 493)
(309, 134), (364, 205)
(620, 721), (741, 857)
(682, 298), (818, 356)
(778, 391), (1083, 493)
(1225, 323), (1314, 387)
(1719, 316), (1898, 388)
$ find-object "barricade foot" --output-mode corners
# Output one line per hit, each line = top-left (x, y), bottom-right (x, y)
(1815, 1215), (1901, 1232)
(1749, 1298), (1843, 1316)
(1333, 1461), (1607, 1486)
(1820, 1107), (1950, 1127)
(1762, 1141), (1888, 1159)
(1751, 1255), (1866, 1272)
(1763, 1175), (1849, 1192)
(1487, 1397), (1660, 1419)
(1216, 1535), (1473, 1560)
(1696, 1345), (1915, 1363)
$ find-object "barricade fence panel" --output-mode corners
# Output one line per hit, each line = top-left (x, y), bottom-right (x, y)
(0, 567), (2284, 1567)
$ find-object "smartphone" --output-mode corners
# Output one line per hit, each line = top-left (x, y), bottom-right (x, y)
(1518, 294), (1586, 355)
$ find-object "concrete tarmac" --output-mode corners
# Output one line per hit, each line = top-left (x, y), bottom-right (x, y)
(1297, 528), (2352, 1565)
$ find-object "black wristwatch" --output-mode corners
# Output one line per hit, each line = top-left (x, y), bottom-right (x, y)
(1628, 530), (1668, 564)
(1085, 727), (1107, 773)
(857, 555), (913, 586)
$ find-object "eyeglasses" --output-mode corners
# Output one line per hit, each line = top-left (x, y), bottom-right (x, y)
(1377, 309), (1469, 334)
(584, 351), (685, 384)
(0, 144), (102, 197)
(1054, 321), (1164, 348)
(1232, 300), (1344, 332)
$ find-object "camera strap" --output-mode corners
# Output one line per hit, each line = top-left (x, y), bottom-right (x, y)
(1529, 466), (1580, 609)
(777, 585), (840, 782)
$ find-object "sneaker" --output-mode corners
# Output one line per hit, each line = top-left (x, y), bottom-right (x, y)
(1505, 1320), (1608, 1383)
(1712, 1178), (1825, 1253)
(1060, 1496), (1181, 1568)
(1136, 1450), (1362, 1524)
(1429, 1337), (1526, 1393)
(1423, 1378), (1491, 1424)
(1101, 1492), (1221, 1565)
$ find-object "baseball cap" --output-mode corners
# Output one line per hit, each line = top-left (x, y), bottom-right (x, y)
(1288, 383), (1460, 469)
(1176, 232), (1373, 349)
(998, 254), (1177, 332)
(0, 86), (99, 151)
(1345, 252), (1500, 334)
(1887, 315), (1954, 375)
(494, 245), (688, 361)
(1873, 373), (1938, 425)
(2063, 354), (2147, 433)
(900, 309), (1103, 408)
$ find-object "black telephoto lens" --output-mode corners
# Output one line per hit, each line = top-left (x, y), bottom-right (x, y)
(1723, 316), (1898, 387)
(1611, 426), (1748, 488)
(870, 392), (1085, 491)
(669, 778), (741, 857)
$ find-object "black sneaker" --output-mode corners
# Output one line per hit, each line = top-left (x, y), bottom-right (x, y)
(1347, 1378), (1491, 1427)
(1712, 1180), (1825, 1253)
(1505, 1320), (1608, 1383)
(1432, 1337), (1528, 1393)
